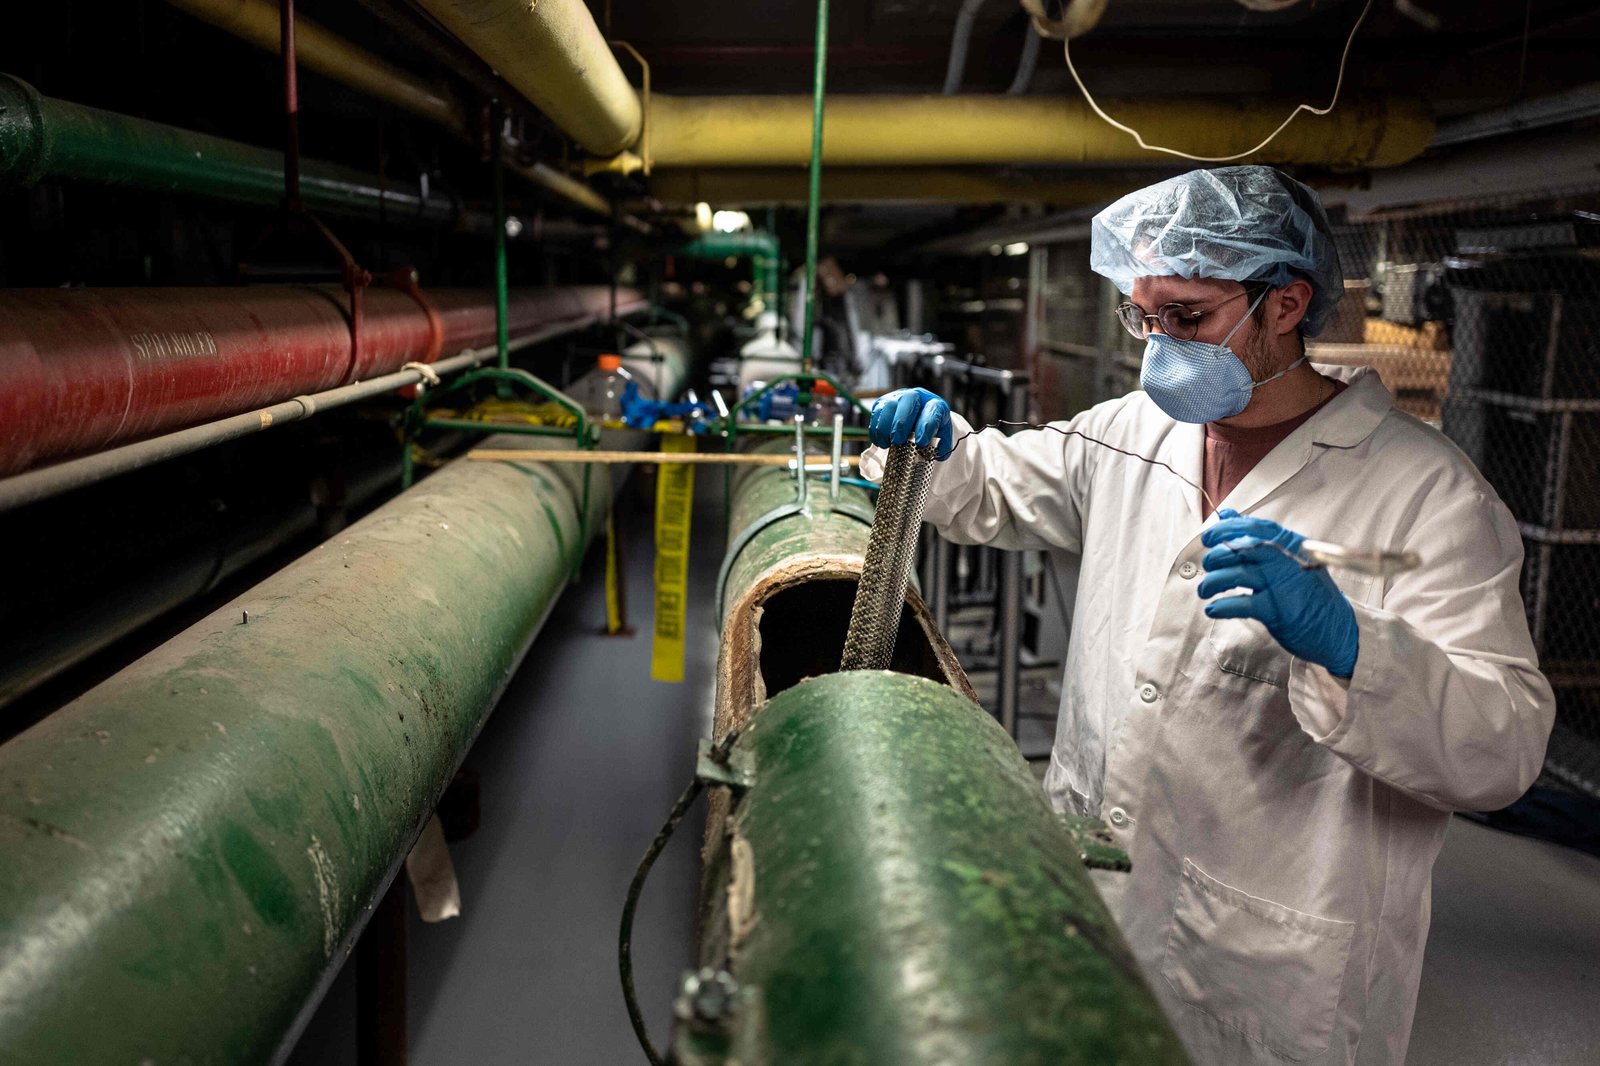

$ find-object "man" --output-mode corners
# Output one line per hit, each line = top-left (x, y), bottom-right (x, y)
(864, 166), (1555, 1065)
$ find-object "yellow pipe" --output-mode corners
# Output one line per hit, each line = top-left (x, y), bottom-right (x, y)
(512, 161), (612, 218)
(642, 94), (1433, 169)
(412, 0), (643, 158)
(644, 167), (1132, 206)
(165, 0), (615, 219)
(165, 0), (464, 134)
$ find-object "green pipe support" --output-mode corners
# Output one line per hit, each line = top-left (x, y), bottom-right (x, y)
(800, 0), (829, 373)
(0, 435), (608, 1063)
(685, 671), (1191, 1066)
(0, 75), (479, 228)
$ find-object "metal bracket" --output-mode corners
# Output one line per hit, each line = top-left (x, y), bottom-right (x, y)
(1059, 813), (1131, 872)
(696, 739), (756, 793)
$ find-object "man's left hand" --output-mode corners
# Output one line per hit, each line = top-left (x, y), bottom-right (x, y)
(1198, 509), (1360, 679)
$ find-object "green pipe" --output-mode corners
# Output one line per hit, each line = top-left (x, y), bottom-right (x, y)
(684, 672), (1191, 1065)
(0, 74), (477, 228)
(680, 231), (781, 317)
(0, 435), (611, 1063)
(800, 0), (829, 374)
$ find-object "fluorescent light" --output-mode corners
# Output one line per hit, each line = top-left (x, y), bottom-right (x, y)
(1004, 241), (1030, 256)
(695, 201), (713, 231)
(712, 209), (751, 233)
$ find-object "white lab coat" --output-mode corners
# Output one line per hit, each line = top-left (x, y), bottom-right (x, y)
(864, 366), (1555, 1065)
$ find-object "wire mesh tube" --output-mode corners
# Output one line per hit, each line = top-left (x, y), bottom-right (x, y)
(840, 443), (935, 671)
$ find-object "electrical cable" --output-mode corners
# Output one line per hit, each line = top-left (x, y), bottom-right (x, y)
(619, 774), (706, 1066)
(1060, 0), (1375, 162)
(1007, 22), (1043, 96)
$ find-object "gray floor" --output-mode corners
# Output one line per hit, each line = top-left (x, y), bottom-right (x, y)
(286, 474), (1600, 1064)
(1409, 817), (1600, 1066)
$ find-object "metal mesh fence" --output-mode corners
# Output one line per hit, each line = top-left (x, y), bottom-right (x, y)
(1327, 190), (1600, 797)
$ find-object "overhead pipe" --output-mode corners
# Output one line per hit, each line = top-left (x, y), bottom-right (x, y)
(410, 0), (643, 157)
(0, 284), (638, 476)
(1430, 81), (1600, 148)
(166, 0), (465, 133)
(163, 0), (613, 218)
(634, 93), (1433, 168)
(645, 167), (1135, 206)
(0, 76), (488, 227)
(0, 432), (655, 1063)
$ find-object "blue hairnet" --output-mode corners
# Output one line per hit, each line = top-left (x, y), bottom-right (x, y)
(1089, 166), (1343, 336)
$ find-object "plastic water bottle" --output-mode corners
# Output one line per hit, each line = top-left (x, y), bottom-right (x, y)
(597, 353), (631, 425)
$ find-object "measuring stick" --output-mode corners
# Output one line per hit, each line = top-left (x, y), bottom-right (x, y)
(467, 449), (862, 467)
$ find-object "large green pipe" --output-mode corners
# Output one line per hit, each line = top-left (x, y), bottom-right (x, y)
(0, 435), (612, 1062)
(686, 671), (1190, 1065)
(0, 75), (482, 228)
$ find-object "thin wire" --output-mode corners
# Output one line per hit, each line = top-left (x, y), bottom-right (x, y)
(949, 418), (1221, 515)
(1060, 0), (1375, 162)
(948, 421), (1327, 571)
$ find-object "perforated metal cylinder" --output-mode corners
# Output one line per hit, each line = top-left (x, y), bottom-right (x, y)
(841, 444), (934, 671)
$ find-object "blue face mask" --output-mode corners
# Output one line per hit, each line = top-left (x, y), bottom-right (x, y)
(1139, 288), (1305, 423)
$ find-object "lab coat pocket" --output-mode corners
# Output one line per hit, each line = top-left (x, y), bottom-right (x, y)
(1208, 619), (1290, 686)
(1162, 858), (1354, 1062)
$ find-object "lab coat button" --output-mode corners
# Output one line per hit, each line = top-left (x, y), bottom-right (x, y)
(1139, 683), (1160, 703)
(1108, 806), (1129, 827)
(1178, 561), (1199, 579)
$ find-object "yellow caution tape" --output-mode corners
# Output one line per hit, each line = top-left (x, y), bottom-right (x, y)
(604, 511), (625, 635)
(650, 435), (696, 682)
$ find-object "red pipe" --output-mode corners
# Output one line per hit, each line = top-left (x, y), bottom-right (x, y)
(0, 285), (641, 476)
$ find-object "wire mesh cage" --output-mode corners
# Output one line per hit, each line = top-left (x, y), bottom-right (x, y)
(1328, 189), (1600, 798)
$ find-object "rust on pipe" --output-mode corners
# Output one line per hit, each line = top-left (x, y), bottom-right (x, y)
(0, 285), (636, 476)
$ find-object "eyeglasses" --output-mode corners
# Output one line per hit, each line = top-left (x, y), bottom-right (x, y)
(1114, 286), (1267, 341)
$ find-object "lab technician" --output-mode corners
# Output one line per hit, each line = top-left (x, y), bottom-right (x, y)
(865, 166), (1555, 1066)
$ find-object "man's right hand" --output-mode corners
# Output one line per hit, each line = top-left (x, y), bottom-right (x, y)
(868, 387), (954, 460)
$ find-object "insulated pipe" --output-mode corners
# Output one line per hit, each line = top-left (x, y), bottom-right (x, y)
(0, 435), (621, 1063)
(715, 441), (974, 739)
(640, 93), (1434, 168)
(0, 76), (480, 226)
(165, 0), (465, 133)
(410, 0), (642, 157)
(687, 672), (1190, 1064)
(645, 167), (1132, 206)
(162, 1), (614, 218)
(0, 284), (637, 475)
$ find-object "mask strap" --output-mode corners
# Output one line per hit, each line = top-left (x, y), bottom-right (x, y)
(1249, 354), (1308, 392)
(1218, 286), (1271, 348)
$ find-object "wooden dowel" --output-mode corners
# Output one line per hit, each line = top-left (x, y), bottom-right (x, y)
(466, 449), (863, 467)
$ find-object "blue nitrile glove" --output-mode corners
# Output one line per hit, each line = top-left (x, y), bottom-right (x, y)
(868, 387), (954, 460)
(1197, 508), (1360, 678)
(620, 382), (713, 430)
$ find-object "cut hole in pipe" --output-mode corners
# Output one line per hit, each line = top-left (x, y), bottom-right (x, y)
(756, 578), (953, 700)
